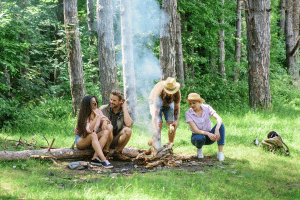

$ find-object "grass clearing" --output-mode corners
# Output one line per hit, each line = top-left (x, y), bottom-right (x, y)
(1, 104), (300, 199)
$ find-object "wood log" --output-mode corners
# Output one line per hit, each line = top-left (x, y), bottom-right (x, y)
(0, 147), (142, 161)
(146, 159), (166, 168)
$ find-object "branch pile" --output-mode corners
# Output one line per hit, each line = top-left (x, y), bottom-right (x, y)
(132, 143), (183, 168)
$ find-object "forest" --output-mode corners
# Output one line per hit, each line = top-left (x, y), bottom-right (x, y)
(0, 0), (300, 199)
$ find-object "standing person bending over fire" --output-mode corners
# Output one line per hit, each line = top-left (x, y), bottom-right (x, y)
(100, 90), (133, 161)
(148, 77), (181, 148)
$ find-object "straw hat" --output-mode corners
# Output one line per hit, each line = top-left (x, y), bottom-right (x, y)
(162, 77), (180, 94)
(184, 93), (205, 103)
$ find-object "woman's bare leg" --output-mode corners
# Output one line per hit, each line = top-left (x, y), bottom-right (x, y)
(218, 145), (224, 152)
(98, 124), (113, 152)
(76, 132), (106, 161)
(97, 130), (110, 150)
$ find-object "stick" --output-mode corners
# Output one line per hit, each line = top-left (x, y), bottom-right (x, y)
(49, 158), (58, 165)
(4, 140), (7, 152)
(28, 135), (37, 141)
(43, 135), (49, 146)
(146, 160), (165, 168)
(47, 138), (55, 151)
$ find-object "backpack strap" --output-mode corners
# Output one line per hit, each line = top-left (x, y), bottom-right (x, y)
(278, 135), (290, 156)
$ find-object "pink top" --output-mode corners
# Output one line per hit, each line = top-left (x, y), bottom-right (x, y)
(185, 104), (216, 132)
(74, 109), (110, 135)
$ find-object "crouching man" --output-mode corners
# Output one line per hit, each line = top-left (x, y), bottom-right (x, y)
(100, 90), (133, 161)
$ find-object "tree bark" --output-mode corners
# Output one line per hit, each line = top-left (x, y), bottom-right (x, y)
(180, 10), (189, 81)
(0, 147), (142, 161)
(189, 47), (195, 79)
(285, 0), (300, 86)
(97, 0), (119, 104)
(57, 0), (64, 24)
(280, 0), (286, 36)
(210, 52), (217, 75)
(245, 0), (272, 110)
(87, 0), (95, 47)
(87, 0), (98, 84)
(175, 12), (185, 87)
(3, 66), (14, 99)
(160, 0), (177, 79)
(121, 0), (137, 120)
(64, 0), (87, 116)
(234, 0), (242, 82)
(218, 0), (226, 78)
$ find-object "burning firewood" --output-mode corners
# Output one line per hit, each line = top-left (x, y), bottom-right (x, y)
(134, 143), (182, 168)
(146, 159), (166, 168)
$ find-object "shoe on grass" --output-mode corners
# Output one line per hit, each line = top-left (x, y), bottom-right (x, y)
(91, 157), (113, 168)
(217, 152), (225, 162)
(101, 160), (113, 169)
(197, 148), (204, 158)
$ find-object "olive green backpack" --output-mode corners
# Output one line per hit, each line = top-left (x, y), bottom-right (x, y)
(261, 131), (290, 156)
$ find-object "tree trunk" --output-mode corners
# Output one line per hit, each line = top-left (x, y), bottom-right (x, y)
(121, 0), (137, 120)
(0, 147), (142, 161)
(210, 52), (217, 75)
(175, 12), (185, 87)
(87, 0), (98, 84)
(180, 11), (189, 81)
(190, 47), (195, 79)
(57, 0), (64, 24)
(234, 0), (242, 82)
(245, 0), (272, 110)
(3, 66), (14, 99)
(218, 0), (226, 78)
(87, 0), (95, 47)
(64, 0), (87, 116)
(160, 0), (177, 79)
(285, 0), (300, 86)
(97, 0), (119, 104)
(280, 0), (286, 36)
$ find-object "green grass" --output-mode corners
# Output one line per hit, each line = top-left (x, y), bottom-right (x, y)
(1, 103), (300, 199)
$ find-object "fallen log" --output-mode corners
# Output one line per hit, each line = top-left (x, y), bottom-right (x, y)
(0, 147), (143, 161)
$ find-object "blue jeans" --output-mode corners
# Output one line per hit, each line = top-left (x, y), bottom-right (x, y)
(150, 102), (175, 122)
(191, 123), (225, 149)
(75, 135), (81, 147)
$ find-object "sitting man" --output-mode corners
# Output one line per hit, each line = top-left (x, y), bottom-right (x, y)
(148, 77), (181, 148)
(100, 90), (133, 161)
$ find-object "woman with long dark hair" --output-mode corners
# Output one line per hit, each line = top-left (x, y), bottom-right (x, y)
(74, 95), (113, 168)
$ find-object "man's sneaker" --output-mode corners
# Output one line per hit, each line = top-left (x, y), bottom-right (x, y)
(113, 152), (130, 161)
(217, 152), (225, 162)
(91, 157), (103, 166)
(91, 157), (113, 168)
(197, 148), (204, 158)
(101, 160), (113, 169)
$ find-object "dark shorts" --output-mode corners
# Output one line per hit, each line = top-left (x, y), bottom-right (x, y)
(150, 102), (175, 122)
(75, 135), (81, 147)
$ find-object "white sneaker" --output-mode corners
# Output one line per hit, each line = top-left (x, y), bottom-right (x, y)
(217, 152), (225, 162)
(197, 148), (204, 158)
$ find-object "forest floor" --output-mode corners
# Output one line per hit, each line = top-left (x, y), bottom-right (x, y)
(56, 154), (224, 178)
